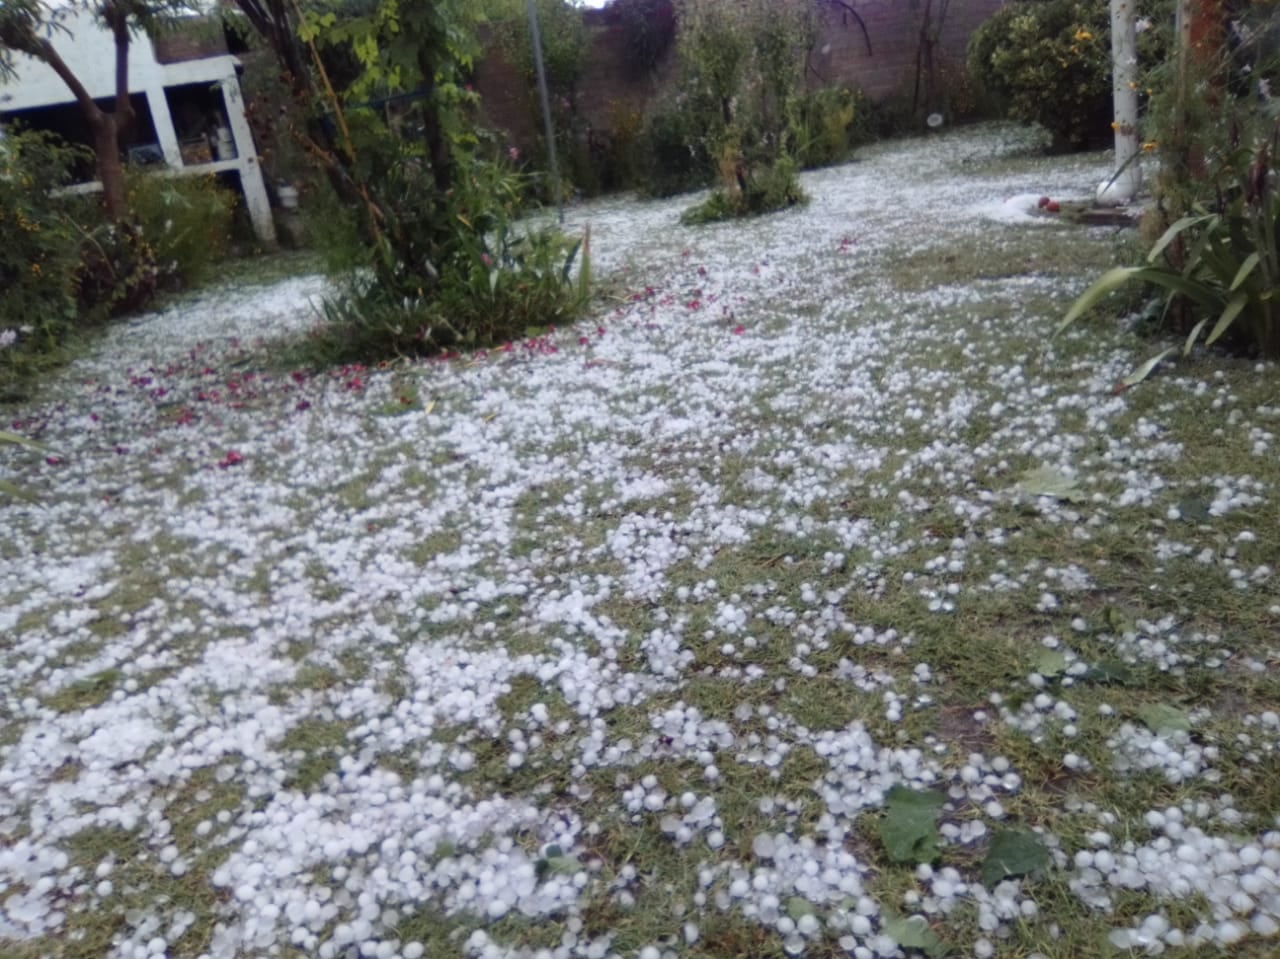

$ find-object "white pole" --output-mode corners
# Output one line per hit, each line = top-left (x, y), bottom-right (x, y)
(1097, 0), (1142, 206)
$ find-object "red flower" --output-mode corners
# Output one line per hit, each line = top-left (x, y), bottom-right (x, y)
(732, 325), (745, 335)
(219, 451), (244, 469)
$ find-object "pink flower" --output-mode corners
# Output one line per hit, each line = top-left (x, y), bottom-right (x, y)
(507, 146), (520, 161)
(732, 325), (745, 335)
(219, 451), (243, 469)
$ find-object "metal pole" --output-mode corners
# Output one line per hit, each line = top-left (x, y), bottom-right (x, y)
(526, 0), (564, 224)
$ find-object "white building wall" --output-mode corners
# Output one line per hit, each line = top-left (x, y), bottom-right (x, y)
(0, 10), (276, 244)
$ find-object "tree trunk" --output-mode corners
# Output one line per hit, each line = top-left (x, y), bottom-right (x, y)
(8, 21), (134, 220)
(92, 115), (129, 221)
(415, 66), (454, 196)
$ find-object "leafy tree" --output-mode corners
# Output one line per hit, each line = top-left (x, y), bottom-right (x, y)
(228, 0), (586, 360)
(674, 0), (813, 221)
(0, 0), (188, 220)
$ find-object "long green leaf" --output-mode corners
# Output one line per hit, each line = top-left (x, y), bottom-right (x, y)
(0, 479), (37, 502)
(560, 239), (582, 284)
(1183, 229), (1215, 277)
(0, 429), (44, 451)
(1147, 213), (1216, 264)
(1182, 317), (1208, 356)
(1057, 267), (1144, 333)
(1128, 269), (1225, 311)
(1230, 252), (1261, 291)
(1121, 347), (1175, 388)
(1205, 293), (1248, 346)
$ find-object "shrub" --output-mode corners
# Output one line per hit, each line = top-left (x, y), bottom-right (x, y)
(672, 0), (811, 221)
(300, 147), (589, 365)
(637, 102), (713, 197)
(1062, 4), (1280, 362)
(968, 0), (1167, 151)
(682, 152), (806, 224)
(0, 128), (90, 393)
(128, 172), (237, 290)
(75, 219), (163, 320)
(1063, 181), (1280, 360)
(792, 86), (862, 169)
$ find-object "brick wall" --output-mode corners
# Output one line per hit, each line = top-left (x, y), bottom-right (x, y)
(474, 0), (1008, 145)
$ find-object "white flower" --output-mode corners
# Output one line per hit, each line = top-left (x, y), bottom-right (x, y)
(0, 328), (16, 348)
(1135, 17), (1152, 33)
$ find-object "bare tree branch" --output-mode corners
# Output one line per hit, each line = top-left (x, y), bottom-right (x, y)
(813, 0), (872, 56)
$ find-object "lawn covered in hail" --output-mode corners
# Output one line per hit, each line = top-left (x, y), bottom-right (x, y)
(2, 124), (1279, 959)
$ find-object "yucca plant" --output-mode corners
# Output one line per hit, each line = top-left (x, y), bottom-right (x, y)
(1060, 130), (1280, 364)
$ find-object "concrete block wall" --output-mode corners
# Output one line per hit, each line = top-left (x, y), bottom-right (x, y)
(475, 0), (1008, 145)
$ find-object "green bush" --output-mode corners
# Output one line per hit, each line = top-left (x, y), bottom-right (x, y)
(792, 86), (863, 169)
(637, 102), (713, 197)
(968, 0), (1167, 151)
(1062, 2), (1280, 362)
(0, 128), (90, 393)
(128, 172), (237, 290)
(300, 145), (589, 365)
(75, 219), (163, 320)
(669, 0), (811, 221)
(682, 154), (806, 224)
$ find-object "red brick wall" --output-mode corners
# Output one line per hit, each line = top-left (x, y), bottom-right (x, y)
(474, 0), (1009, 145)
(806, 0), (1008, 100)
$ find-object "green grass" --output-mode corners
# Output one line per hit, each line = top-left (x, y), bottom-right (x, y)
(5, 132), (1280, 959)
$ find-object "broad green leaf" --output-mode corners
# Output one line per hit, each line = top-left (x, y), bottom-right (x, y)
(981, 829), (1049, 887)
(880, 908), (947, 957)
(1035, 648), (1068, 678)
(1182, 317), (1208, 356)
(786, 897), (815, 921)
(878, 785), (945, 864)
(1230, 251), (1261, 291)
(1058, 267), (1144, 333)
(545, 855), (578, 875)
(1136, 703), (1191, 734)
(1120, 347), (1174, 388)
(1013, 465), (1088, 503)
(1085, 658), (1136, 685)
(1205, 292), (1248, 346)
(1176, 495), (1210, 522)
(1147, 213), (1216, 263)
